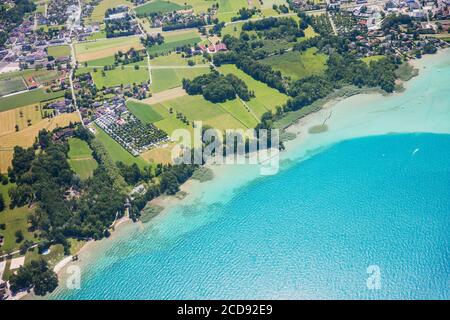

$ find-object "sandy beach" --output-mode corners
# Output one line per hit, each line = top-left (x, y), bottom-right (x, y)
(31, 48), (450, 299)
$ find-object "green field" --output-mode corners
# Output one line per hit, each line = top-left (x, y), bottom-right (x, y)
(134, 0), (187, 16)
(68, 138), (98, 180)
(261, 48), (328, 81)
(159, 95), (247, 130)
(47, 45), (71, 58)
(94, 124), (148, 168)
(84, 55), (116, 67)
(88, 0), (132, 23)
(218, 64), (289, 118)
(90, 66), (150, 88)
(0, 89), (65, 112)
(151, 67), (210, 93)
(147, 31), (201, 56)
(87, 30), (107, 41)
(216, 0), (248, 22)
(361, 55), (385, 64)
(171, 0), (210, 13)
(150, 52), (207, 66)
(0, 77), (26, 97)
(33, 70), (62, 84)
(0, 182), (36, 255)
(126, 100), (164, 123)
(75, 36), (142, 54)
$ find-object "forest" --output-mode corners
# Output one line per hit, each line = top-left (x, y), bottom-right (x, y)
(182, 71), (254, 103)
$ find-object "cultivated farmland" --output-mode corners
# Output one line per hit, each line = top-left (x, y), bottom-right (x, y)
(74, 36), (143, 62)
(0, 113), (81, 172)
(0, 89), (65, 112)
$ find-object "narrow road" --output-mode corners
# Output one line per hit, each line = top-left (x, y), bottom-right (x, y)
(327, 13), (338, 36)
(69, 42), (84, 126)
(134, 9), (153, 85)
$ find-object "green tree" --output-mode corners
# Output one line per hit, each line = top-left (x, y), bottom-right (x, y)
(0, 193), (4, 212)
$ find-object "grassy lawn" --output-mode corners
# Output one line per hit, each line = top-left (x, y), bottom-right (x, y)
(68, 138), (98, 180)
(218, 64), (289, 118)
(126, 100), (164, 123)
(93, 124), (148, 168)
(0, 181), (36, 255)
(91, 66), (150, 88)
(361, 55), (385, 65)
(47, 45), (71, 58)
(222, 21), (246, 37)
(0, 89), (65, 112)
(147, 30), (201, 56)
(151, 67), (210, 93)
(261, 48), (328, 81)
(134, 0), (187, 15)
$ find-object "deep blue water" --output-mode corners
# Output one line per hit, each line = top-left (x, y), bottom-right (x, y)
(56, 133), (450, 299)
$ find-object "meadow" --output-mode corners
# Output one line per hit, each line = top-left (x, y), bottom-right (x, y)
(215, 0), (248, 22)
(151, 67), (210, 93)
(147, 30), (201, 56)
(47, 45), (71, 58)
(218, 64), (289, 118)
(0, 89), (65, 112)
(90, 66), (150, 88)
(150, 52), (207, 66)
(134, 0), (186, 16)
(87, 0), (132, 23)
(158, 95), (247, 131)
(171, 0), (210, 13)
(261, 48), (328, 81)
(126, 100), (164, 124)
(0, 77), (27, 96)
(68, 138), (98, 180)
(361, 55), (385, 64)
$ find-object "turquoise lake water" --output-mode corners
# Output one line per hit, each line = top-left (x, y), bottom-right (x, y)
(55, 133), (450, 300)
(52, 52), (450, 300)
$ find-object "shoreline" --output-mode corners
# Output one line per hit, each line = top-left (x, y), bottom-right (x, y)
(26, 48), (450, 299)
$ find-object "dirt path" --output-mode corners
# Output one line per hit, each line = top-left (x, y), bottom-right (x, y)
(141, 87), (187, 105)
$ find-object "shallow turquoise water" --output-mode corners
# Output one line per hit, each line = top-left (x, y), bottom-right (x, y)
(55, 133), (450, 299)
